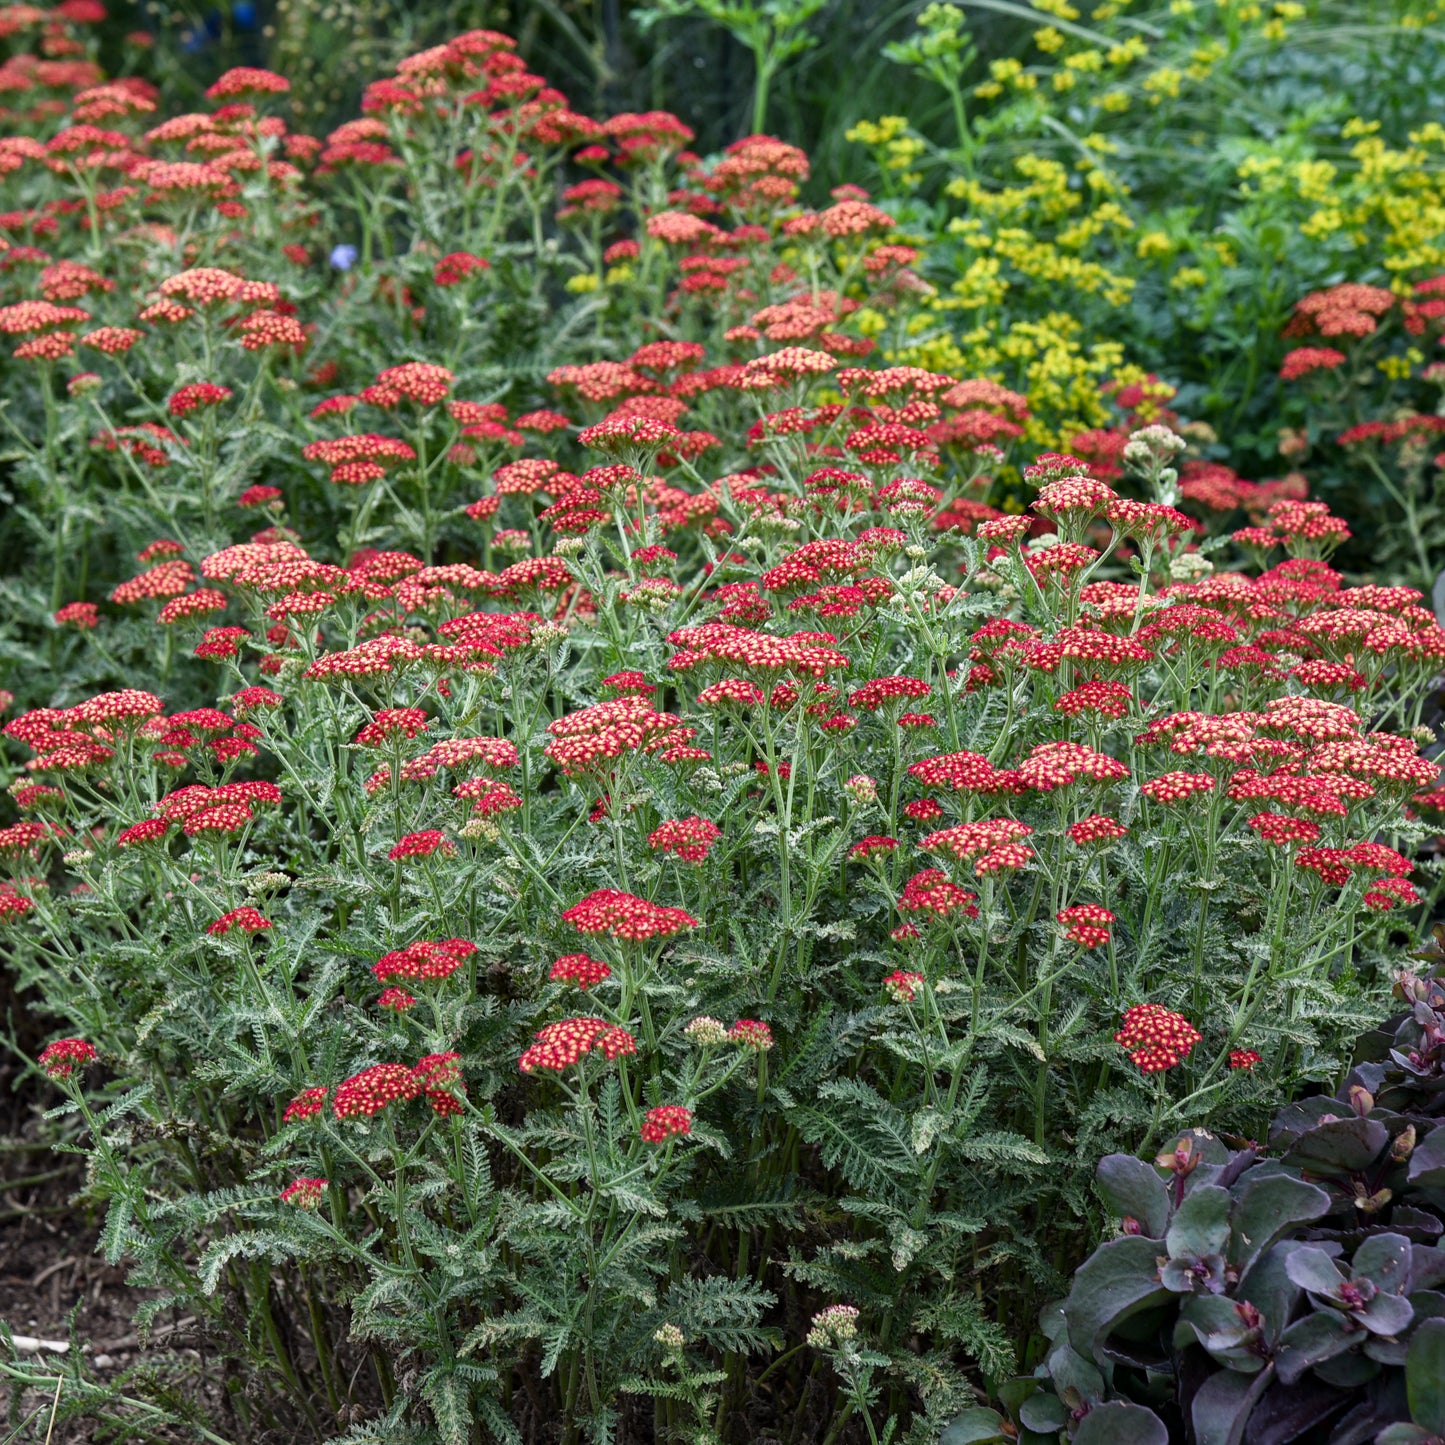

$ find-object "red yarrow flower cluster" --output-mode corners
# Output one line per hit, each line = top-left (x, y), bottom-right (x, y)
(640, 1104), (693, 1144)
(283, 1087), (329, 1123)
(519, 1016), (639, 1072)
(38, 1038), (97, 1079)
(332, 1063), (422, 1119)
(728, 1019), (774, 1050)
(648, 816), (721, 863)
(1068, 814), (1128, 846)
(883, 970), (924, 1003)
(897, 868), (979, 918)
(1114, 1005), (1202, 1073)
(207, 906), (272, 935)
(1057, 903), (1116, 948)
(280, 1178), (327, 1209)
(388, 830), (455, 861)
(561, 889), (697, 941)
(372, 938), (476, 983)
(1248, 813), (1322, 846)
(549, 953), (612, 990)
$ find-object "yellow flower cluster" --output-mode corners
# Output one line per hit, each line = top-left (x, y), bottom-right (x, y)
(870, 297), (1129, 448)
(1237, 124), (1445, 278)
(847, 0), (1445, 445)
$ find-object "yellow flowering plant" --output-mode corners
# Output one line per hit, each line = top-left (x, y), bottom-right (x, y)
(849, 0), (1445, 483)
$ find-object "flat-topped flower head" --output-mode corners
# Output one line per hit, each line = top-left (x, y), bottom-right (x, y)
(648, 816), (721, 863)
(1115, 1004), (1201, 1073)
(728, 1019), (774, 1051)
(1057, 903), (1115, 948)
(549, 953), (612, 990)
(898, 868), (979, 918)
(561, 889), (697, 941)
(372, 938), (475, 983)
(1140, 771), (1216, 805)
(332, 1063), (421, 1119)
(920, 819), (1032, 860)
(388, 830), (455, 861)
(38, 1038), (97, 1079)
(578, 414), (681, 453)
(640, 1104), (692, 1143)
(207, 67), (291, 100)
(882, 970), (924, 1003)
(1068, 814), (1128, 846)
(1248, 813), (1321, 846)
(207, 906), (271, 936)
(519, 1017), (638, 1072)
(280, 1177), (327, 1209)
(283, 1087), (328, 1122)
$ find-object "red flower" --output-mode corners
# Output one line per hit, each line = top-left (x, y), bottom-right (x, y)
(920, 819), (1032, 861)
(640, 1104), (692, 1144)
(372, 938), (475, 983)
(549, 954), (612, 990)
(648, 816), (721, 863)
(38, 1038), (97, 1079)
(169, 382), (232, 417)
(1229, 1050), (1261, 1071)
(973, 842), (1035, 876)
(519, 1017), (638, 1073)
(282, 1086), (328, 1123)
(280, 1177), (327, 1209)
(412, 1052), (466, 1115)
(332, 1063), (422, 1119)
(728, 1019), (773, 1051)
(1057, 903), (1116, 949)
(207, 906), (272, 936)
(378, 987), (416, 1011)
(561, 889), (697, 942)
(1115, 1004), (1201, 1073)
(116, 818), (169, 849)
(1248, 813), (1321, 846)
(388, 830), (455, 861)
(433, 252), (489, 286)
(1141, 771), (1216, 805)
(55, 601), (99, 628)
(882, 970), (923, 1003)
(1068, 814), (1128, 846)
(897, 868), (978, 918)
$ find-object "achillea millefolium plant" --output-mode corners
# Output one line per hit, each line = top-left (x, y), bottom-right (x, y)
(0, 7), (1442, 1444)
